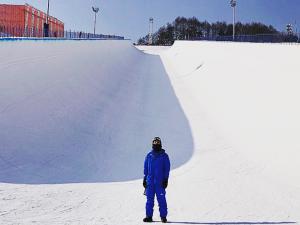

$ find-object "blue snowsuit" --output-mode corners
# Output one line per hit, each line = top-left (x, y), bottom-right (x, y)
(144, 149), (170, 218)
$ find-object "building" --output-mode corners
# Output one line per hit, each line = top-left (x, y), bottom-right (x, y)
(0, 3), (64, 37)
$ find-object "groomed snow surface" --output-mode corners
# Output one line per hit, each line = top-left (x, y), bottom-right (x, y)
(0, 40), (299, 224)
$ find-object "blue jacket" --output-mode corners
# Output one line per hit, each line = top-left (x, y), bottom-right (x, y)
(144, 149), (170, 185)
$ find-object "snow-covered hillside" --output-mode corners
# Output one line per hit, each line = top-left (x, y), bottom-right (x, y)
(0, 40), (299, 224)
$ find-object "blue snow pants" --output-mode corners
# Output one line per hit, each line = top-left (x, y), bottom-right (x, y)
(146, 183), (168, 218)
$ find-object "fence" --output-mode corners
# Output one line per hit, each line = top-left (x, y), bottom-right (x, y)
(0, 25), (124, 40)
(64, 31), (124, 40)
(193, 33), (300, 43)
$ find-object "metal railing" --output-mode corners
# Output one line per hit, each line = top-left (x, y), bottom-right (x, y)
(0, 26), (124, 40)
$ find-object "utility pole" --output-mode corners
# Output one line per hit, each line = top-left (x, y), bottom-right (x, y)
(92, 7), (100, 36)
(230, 0), (237, 41)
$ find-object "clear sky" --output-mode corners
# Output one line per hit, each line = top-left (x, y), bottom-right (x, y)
(1, 0), (300, 42)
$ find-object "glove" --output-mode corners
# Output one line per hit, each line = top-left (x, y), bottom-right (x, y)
(162, 179), (168, 189)
(143, 177), (147, 188)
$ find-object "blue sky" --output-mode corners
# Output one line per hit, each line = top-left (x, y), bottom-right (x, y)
(1, 0), (300, 42)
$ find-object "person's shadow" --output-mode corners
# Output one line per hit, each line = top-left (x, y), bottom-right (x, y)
(164, 222), (297, 225)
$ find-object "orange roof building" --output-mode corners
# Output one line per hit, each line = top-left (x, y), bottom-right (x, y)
(0, 3), (64, 37)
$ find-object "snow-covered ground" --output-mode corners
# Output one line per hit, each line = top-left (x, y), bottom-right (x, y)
(0, 40), (299, 224)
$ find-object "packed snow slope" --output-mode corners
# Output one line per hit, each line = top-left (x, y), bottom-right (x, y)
(140, 41), (300, 220)
(0, 40), (299, 224)
(159, 41), (300, 186)
(0, 40), (193, 184)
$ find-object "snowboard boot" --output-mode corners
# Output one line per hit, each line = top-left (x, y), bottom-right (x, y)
(143, 217), (153, 223)
(161, 217), (167, 223)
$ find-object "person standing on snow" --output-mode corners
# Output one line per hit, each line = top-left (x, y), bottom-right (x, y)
(143, 137), (171, 223)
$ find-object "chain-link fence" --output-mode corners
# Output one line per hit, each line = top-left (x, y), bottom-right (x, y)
(0, 25), (124, 40)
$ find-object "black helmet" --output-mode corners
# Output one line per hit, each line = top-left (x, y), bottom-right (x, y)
(152, 137), (162, 146)
(152, 137), (162, 152)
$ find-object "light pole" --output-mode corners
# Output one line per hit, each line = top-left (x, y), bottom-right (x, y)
(230, 0), (237, 41)
(92, 7), (99, 36)
(44, 0), (50, 37)
(149, 17), (154, 45)
(46, 0), (50, 24)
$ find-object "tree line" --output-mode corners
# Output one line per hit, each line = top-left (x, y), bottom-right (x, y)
(138, 17), (281, 45)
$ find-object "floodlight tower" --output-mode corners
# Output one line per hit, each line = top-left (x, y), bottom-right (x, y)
(230, 0), (237, 41)
(149, 17), (154, 45)
(92, 6), (100, 36)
